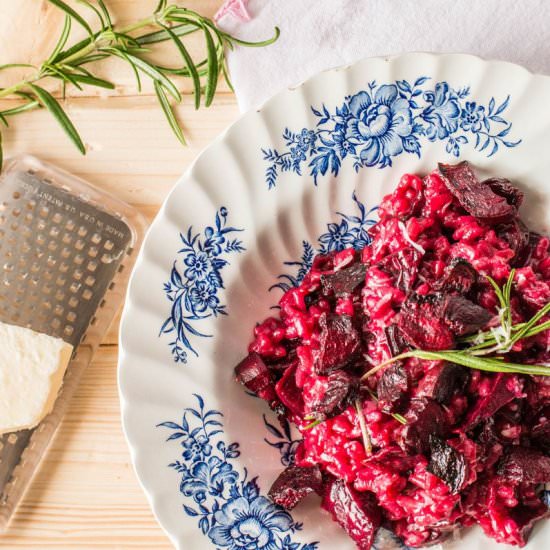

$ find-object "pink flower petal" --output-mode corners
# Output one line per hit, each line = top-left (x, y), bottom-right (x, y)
(214, 0), (251, 23)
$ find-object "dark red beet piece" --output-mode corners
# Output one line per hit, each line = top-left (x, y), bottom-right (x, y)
(427, 436), (467, 494)
(510, 502), (550, 547)
(434, 258), (478, 294)
(401, 398), (450, 453)
(376, 363), (409, 413)
(483, 177), (524, 209)
(376, 248), (421, 292)
(275, 363), (304, 417)
(309, 370), (359, 421)
(497, 447), (550, 483)
(438, 162), (517, 223)
(321, 478), (381, 550)
(473, 418), (505, 469)
(442, 294), (492, 336)
(396, 293), (455, 351)
(265, 351), (298, 373)
(430, 363), (470, 405)
(531, 420), (550, 454)
(465, 374), (517, 428)
(516, 231), (544, 268)
(315, 314), (361, 374)
(235, 352), (278, 405)
(495, 220), (530, 267)
(384, 324), (408, 356)
(268, 465), (323, 510)
(321, 262), (367, 296)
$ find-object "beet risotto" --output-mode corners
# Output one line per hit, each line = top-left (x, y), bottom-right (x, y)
(235, 162), (550, 549)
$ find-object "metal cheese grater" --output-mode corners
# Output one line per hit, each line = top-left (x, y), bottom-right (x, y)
(0, 155), (145, 529)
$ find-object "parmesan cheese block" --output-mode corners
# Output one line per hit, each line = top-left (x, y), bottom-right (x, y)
(0, 322), (73, 435)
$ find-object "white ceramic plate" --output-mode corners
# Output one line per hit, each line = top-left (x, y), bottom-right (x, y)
(118, 53), (550, 550)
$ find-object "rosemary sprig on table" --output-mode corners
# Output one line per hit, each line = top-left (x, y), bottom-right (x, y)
(362, 270), (550, 381)
(0, 0), (279, 169)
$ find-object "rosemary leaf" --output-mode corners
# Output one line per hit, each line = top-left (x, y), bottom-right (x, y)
(102, 48), (142, 91)
(486, 274), (507, 311)
(154, 81), (186, 145)
(160, 24), (201, 109)
(68, 74), (115, 89)
(47, 15), (72, 65)
(75, 0), (105, 28)
(0, 63), (36, 72)
(392, 413), (408, 425)
(409, 350), (550, 377)
(136, 23), (198, 46)
(155, 0), (169, 12)
(96, 0), (112, 28)
(47, 0), (93, 36)
(202, 23), (219, 107)
(303, 419), (322, 430)
(226, 26), (281, 48)
(509, 301), (550, 346)
(43, 64), (83, 90)
(1, 100), (41, 117)
(29, 84), (86, 155)
(365, 388), (408, 424)
(109, 49), (181, 101)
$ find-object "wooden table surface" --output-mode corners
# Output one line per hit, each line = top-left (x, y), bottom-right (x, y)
(0, 1), (235, 547)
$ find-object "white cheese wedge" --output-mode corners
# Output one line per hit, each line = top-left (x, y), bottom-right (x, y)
(0, 322), (73, 435)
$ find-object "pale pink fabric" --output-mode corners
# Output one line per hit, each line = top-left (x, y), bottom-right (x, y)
(214, 0), (251, 23)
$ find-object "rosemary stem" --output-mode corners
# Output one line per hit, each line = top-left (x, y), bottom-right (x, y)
(360, 352), (410, 381)
(0, 78), (38, 100)
(355, 399), (372, 455)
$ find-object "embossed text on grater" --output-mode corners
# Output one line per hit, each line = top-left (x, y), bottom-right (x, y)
(0, 167), (133, 524)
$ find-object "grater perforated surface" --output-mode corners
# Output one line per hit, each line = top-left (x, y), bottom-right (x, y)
(0, 156), (144, 529)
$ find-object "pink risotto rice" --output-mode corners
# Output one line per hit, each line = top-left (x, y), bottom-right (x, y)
(235, 162), (550, 549)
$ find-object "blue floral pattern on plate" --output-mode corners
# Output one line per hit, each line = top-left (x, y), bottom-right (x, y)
(262, 78), (521, 188)
(158, 394), (319, 550)
(263, 415), (301, 467)
(160, 207), (245, 363)
(271, 192), (378, 292)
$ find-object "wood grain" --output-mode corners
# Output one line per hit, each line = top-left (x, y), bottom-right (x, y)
(0, 0), (235, 547)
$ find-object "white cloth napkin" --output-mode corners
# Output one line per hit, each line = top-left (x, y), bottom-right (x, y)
(216, 0), (550, 112)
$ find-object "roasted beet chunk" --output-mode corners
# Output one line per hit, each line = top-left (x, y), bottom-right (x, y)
(531, 421), (550, 454)
(309, 371), (359, 421)
(495, 220), (530, 266)
(483, 177), (524, 208)
(401, 398), (450, 453)
(497, 447), (550, 483)
(315, 314), (361, 374)
(384, 324), (408, 356)
(465, 374), (517, 428)
(431, 363), (469, 405)
(434, 258), (478, 294)
(268, 465), (323, 510)
(322, 478), (381, 550)
(377, 363), (409, 413)
(235, 352), (278, 404)
(427, 436), (467, 493)
(321, 262), (367, 296)
(275, 363), (304, 416)
(510, 502), (550, 547)
(438, 162), (517, 223)
(396, 293), (455, 351)
(442, 294), (492, 336)
(376, 248), (421, 292)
